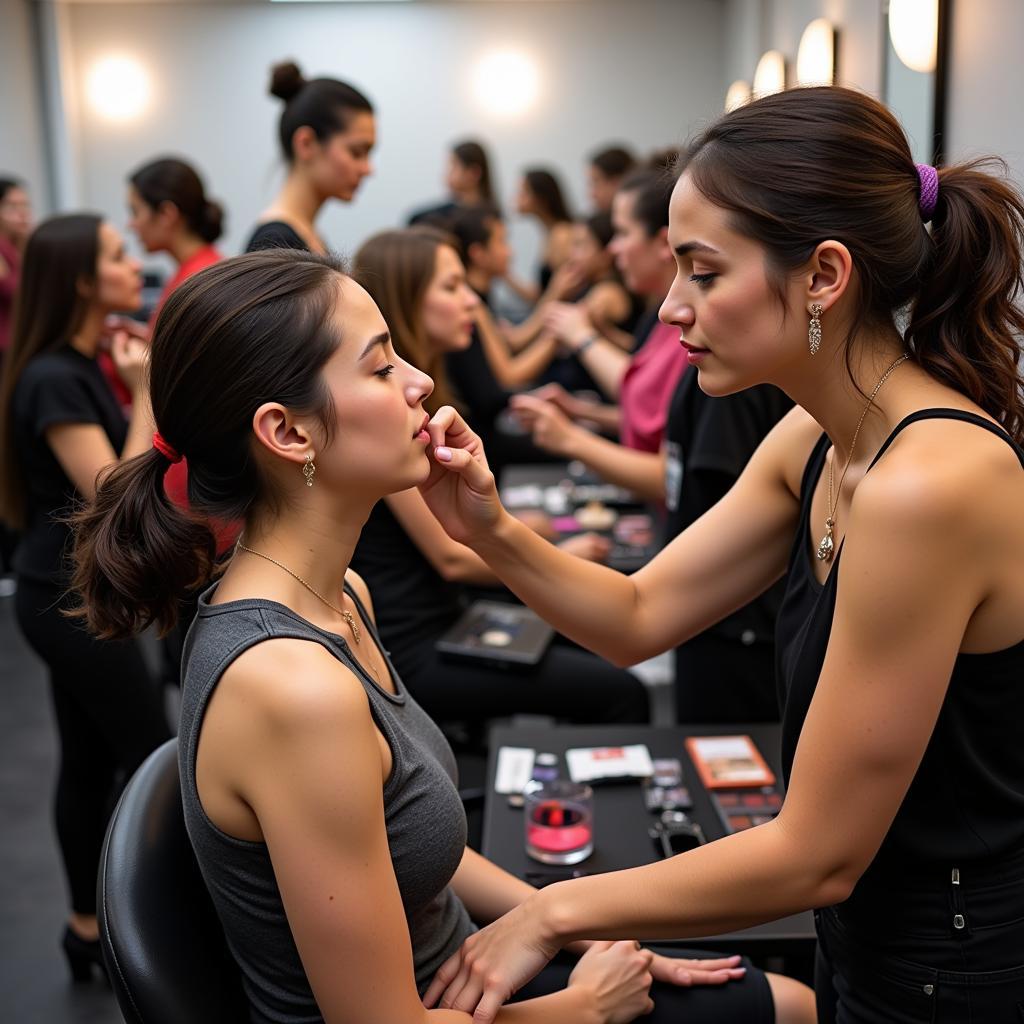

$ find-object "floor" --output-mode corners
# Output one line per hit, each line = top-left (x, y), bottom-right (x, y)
(0, 589), (125, 1022)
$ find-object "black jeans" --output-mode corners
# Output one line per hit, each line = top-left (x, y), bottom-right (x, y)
(674, 632), (779, 724)
(395, 634), (649, 727)
(815, 850), (1024, 1022)
(513, 947), (774, 1022)
(15, 578), (171, 914)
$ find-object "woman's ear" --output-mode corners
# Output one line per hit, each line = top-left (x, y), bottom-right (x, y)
(291, 125), (320, 164)
(251, 402), (315, 467)
(75, 274), (96, 301)
(805, 239), (853, 314)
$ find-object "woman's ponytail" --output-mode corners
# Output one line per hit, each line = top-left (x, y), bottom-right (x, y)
(907, 158), (1024, 445)
(70, 448), (216, 640)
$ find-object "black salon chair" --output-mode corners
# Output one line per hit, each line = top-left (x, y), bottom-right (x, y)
(98, 738), (249, 1023)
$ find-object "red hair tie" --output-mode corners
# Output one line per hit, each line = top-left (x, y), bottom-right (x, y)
(152, 432), (183, 464)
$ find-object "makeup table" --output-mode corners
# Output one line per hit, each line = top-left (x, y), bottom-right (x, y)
(482, 722), (817, 961)
(499, 463), (659, 573)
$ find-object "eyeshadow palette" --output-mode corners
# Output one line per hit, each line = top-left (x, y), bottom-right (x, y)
(711, 787), (784, 834)
(435, 600), (555, 666)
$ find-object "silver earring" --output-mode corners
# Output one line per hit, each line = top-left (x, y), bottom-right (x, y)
(303, 452), (316, 487)
(808, 303), (823, 356)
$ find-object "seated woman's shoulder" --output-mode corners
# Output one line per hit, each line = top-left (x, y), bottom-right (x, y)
(220, 637), (370, 736)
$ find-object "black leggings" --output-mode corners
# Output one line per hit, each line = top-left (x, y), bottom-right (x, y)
(15, 578), (171, 914)
(511, 947), (775, 1022)
(395, 635), (649, 726)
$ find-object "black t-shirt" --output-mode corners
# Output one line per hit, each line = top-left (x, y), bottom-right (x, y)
(445, 327), (510, 430)
(349, 499), (464, 673)
(245, 221), (309, 253)
(11, 346), (128, 584)
(663, 370), (792, 645)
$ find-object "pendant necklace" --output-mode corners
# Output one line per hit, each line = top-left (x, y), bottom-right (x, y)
(816, 353), (910, 563)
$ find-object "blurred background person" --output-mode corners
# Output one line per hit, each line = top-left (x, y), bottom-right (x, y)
(587, 144), (637, 213)
(0, 214), (171, 982)
(410, 138), (499, 225)
(247, 60), (375, 254)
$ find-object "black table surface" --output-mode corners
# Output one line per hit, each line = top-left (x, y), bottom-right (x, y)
(483, 723), (816, 955)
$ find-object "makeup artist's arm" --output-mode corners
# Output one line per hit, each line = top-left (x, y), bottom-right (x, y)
(419, 404), (808, 667)
(543, 304), (630, 400)
(475, 304), (559, 389)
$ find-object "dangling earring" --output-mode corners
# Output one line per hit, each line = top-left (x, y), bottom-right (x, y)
(808, 303), (823, 356)
(303, 452), (316, 487)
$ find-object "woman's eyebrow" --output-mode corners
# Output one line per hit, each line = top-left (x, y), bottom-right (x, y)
(674, 240), (720, 257)
(359, 331), (390, 360)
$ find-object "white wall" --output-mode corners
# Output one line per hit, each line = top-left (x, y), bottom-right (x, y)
(62, 0), (727, 278)
(946, 0), (1024, 187)
(723, 0), (1024, 189)
(723, 0), (883, 96)
(0, 0), (51, 212)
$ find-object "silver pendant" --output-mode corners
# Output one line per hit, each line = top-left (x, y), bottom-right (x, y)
(816, 520), (835, 562)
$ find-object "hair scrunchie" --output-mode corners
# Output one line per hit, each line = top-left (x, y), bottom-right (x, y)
(915, 163), (939, 222)
(152, 432), (183, 464)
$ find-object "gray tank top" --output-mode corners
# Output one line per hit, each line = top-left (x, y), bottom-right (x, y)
(179, 582), (475, 1023)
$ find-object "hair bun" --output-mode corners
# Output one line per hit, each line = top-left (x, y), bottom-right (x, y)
(269, 61), (306, 103)
(199, 200), (224, 244)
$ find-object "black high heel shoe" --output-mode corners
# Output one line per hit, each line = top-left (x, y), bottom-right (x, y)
(61, 926), (106, 983)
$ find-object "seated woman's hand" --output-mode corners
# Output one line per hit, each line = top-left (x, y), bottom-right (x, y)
(567, 941), (655, 1024)
(509, 394), (580, 457)
(647, 951), (746, 988)
(557, 532), (611, 563)
(420, 406), (503, 546)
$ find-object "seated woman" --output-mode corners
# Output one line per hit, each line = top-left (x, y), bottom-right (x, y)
(351, 228), (649, 727)
(71, 249), (812, 1024)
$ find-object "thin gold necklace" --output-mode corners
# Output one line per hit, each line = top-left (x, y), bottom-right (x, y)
(235, 538), (362, 644)
(816, 353), (910, 563)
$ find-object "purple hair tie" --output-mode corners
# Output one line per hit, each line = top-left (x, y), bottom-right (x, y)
(915, 163), (939, 221)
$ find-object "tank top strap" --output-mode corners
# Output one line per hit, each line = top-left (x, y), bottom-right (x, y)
(799, 432), (834, 512)
(866, 408), (1024, 473)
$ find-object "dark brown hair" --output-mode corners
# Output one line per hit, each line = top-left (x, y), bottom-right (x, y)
(129, 157), (224, 244)
(679, 86), (1024, 443)
(589, 145), (636, 180)
(523, 169), (572, 223)
(452, 140), (496, 206)
(70, 250), (348, 639)
(352, 227), (459, 414)
(617, 169), (672, 237)
(269, 60), (373, 163)
(0, 213), (101, 529)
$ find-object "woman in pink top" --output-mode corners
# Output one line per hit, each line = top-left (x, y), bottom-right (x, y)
(511, 169), (686, 501)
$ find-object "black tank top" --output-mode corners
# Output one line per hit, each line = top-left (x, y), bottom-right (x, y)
(776, 409), (1024, 887)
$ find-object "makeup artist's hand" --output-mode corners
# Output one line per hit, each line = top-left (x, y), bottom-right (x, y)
(420, 405), (503, 546)
(543, 302), (594, 351)
(109, 328), (150, 396)
(422, 894), (560, 1023)
(509, 395), (580, 457)
(556, 533), (610, 563)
